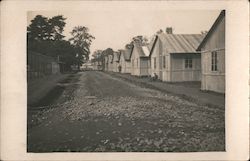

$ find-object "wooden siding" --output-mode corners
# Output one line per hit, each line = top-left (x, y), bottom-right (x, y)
(131, 45), (150, 76)
(201, 15), (225, 93)
(168, 54), (201, 82)
(108, 55), (114, 72)
(140, 57), (150, 76)
(150, 33), (202, 82)
(150, 38), (161, 77)
(120, 55), (131, 73)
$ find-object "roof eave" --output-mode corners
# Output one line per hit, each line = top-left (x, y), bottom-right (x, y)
(196, 10), (225, 51)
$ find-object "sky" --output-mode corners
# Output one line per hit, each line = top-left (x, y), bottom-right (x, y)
(27, 8), (220, 59)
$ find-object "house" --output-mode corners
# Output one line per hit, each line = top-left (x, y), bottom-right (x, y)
(81, 61), (94, 70)
(104, 54), (109, 71)
(91, 57), (103, 71)
(103, 51), (114, 72)
(196, 10), (225, 93)
(149, 28), (204, 82)
(91, 60), (98, 70)
(105, 53), (114, 72)
(119, 48), (133, 74)
(130, 43), (151, 76)
(112, 51), (121, 72)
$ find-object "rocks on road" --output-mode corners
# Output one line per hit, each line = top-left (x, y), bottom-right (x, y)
(27, 71), (225, 152)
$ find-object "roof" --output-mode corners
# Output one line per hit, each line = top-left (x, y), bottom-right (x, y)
(113, 51), (121, 62)
(132, 42), (151, 58)
(124, 45), (134, 60)
(142, 46), (150, 56)
(197, 10), (225, 51)
(157, 33), (204, 54)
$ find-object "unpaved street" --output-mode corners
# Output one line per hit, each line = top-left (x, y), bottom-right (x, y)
(28, 71), (225, 152)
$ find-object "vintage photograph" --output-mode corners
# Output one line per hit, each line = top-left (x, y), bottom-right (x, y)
(27, 8), (225, 152)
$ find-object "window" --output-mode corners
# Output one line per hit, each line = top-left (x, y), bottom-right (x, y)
(211, 51), (218, 71)
(185, 57), (192, 69)
(154, 57), (156, 69)
(163, 56), (166, 68)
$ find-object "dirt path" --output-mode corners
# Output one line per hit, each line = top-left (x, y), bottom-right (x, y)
(27, 71), (225, 152)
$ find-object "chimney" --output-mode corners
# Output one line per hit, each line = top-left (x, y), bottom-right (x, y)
(166, 27), (173, 34)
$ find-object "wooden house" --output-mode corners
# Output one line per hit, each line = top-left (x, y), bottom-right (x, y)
(104, 52), (114, 72)
(197, 10), (225, 93)
(119, 48), (133, 74)
(112, 51), (121, 72)
(104, 54), (109, 71)
(107, 54), (114, 72)
(149, 29), (204, 82)
(130, 43), (151, 76)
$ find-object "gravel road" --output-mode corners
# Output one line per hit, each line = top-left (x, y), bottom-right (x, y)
(27, 71), (225, 152)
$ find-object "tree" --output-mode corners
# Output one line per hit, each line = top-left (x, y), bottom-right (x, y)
(27, 15), (66, 42)
(92, 50), (103, 59)
(48, 15), (66, 41)
(125, 42), (133, 50)
(69, 26), (95, 68)
(27, 15), (50, 41)
(132, 35), (148, 45)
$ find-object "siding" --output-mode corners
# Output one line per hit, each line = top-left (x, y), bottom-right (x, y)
(120, 55), (131, 73)
(150, 33), (203, 82)
(201, 15), (225, 93)
(170, 54), (201, 82)
(131, 44), (150, 76)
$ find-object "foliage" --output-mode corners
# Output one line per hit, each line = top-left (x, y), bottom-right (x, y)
(69, 26), (95, 66)
(27, 15), (66, 41)
(132, 35), (148, 46)
(27, 15), (95, 71)
(92, 50), (103, 60)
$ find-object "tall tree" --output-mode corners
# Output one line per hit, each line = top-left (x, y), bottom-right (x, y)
(48, 15), (66, 41)
(27, 15), (66, 42)
(69, 26), (95, 68)
(27, 15), (50, 41)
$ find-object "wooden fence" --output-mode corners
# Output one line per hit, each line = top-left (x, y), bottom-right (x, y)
(27, 51), (60, 80)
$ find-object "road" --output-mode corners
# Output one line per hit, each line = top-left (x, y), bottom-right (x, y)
(27, 71), (225, 152)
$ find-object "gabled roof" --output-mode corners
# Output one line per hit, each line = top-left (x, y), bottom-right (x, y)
(127, 44), (135, 60)
(132, 42), (151, 58)
(197, 10), (225, 51)
(113, 51), (121, 62)
(149, 35), (159, 57)
(121, 48), (132, 61)
(157, 33), (204, 54)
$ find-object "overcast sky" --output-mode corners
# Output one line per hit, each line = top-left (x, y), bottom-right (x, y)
(28, 8), (220, 58)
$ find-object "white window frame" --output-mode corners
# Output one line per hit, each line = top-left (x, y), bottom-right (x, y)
(185, 57), (192, 69)
(211, 51), (218, 71)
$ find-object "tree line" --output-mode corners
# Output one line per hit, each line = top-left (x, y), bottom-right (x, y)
(27, 15), (95, 70)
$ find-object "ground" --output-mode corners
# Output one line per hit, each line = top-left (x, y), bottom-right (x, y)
(27, 71), (225, 152)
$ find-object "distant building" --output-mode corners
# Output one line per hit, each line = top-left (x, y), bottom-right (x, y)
(112, 51), (121, 72)
(104, 52), (114, 72)
(120, 48), (133, 74)
(149, 29), (204, 82)
(197, 10), (225, 93)
(130, 43), (151, 76)
(81, 61), (94, 70)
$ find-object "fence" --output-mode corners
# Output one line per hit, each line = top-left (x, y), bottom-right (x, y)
(27, 51), (60, 81)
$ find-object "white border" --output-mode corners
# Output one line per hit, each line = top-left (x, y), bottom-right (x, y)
(0, 0), (249, 160)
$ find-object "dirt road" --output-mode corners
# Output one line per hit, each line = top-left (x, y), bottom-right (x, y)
(27, 71), (225, 152)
